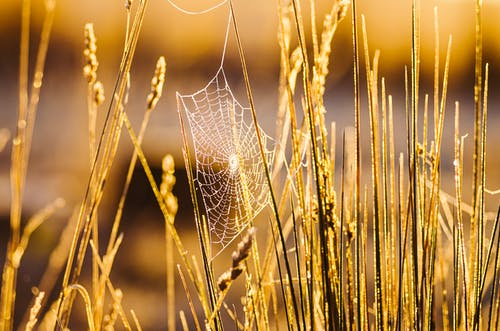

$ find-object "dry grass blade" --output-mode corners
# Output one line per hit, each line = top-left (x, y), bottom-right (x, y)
(1, 0), (56, 328)
(89, 238), (133, 331)
(65, 284), (96, 331)
(107, 56), (166, 253)
(179, 311), (189, 331)
(130, 310), (143, 331)
(122, 112), (214, 323)
(12, 198), (65, 268)
(177, 265), (202, 331)
(56, 1), (150, 326)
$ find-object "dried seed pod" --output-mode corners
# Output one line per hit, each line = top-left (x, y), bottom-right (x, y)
(83, 23), (98, 84)
(146, 56), (166, 110)
(216, 227), (255, 292)
(93, 81), (105, 106)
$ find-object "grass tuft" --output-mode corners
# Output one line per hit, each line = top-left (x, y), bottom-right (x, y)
(1, 0), (499, 330)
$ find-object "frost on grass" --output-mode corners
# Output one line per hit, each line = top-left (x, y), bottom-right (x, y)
(177, 68), (274, 249)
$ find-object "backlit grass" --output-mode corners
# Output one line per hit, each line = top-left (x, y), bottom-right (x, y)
(1, 0), (499, 330)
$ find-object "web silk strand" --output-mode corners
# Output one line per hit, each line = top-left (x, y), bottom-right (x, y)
(165, 0), (228, 15)
(165, 0), (231, 68)
(219, 7), (232, 68)
(173, 0), (274, 250)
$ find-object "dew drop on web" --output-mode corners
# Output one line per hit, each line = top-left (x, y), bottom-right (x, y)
(228, 154), (239, 174)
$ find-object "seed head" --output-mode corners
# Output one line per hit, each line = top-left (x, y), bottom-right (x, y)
(26, 291), (45, 331)
(216, 227), (255, 292)
(161, 154), (176, 194)
(162, 154), (175, 174)
(337, 0), (350, 22)
(160, 154), (178, 217)
(232, 227), (255, 268)
(83, 23), (98, 84)
(147, 56), (166, 110)
(93, 81), (105, 106)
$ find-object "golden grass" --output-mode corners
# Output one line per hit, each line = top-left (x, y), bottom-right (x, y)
(1, 0), (499, 330)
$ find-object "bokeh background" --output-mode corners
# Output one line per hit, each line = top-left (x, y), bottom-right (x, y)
(1, 0), (499, 329)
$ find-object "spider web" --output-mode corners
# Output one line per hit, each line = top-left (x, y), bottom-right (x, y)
(177, 68), (275, 248)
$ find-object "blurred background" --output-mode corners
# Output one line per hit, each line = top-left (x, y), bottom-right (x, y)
(0, 0), (499, 329)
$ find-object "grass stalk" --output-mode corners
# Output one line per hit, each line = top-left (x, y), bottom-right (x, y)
(351, 1), (364, 329)
(488, 207), (500, 328)
(231, 0), (302, 328)
(410, 1), (421, 326)
(472, 62), (488, 330)
(125, 111), (214, 323)
(177, 97), (218, 326)
(1, 1), (56, 329)
(471, 0), (483, 226)
(56, 1), (149, 326)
